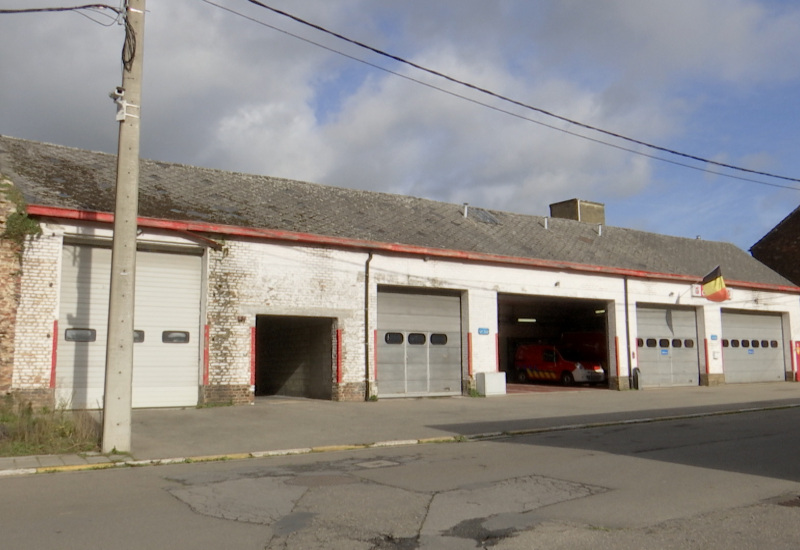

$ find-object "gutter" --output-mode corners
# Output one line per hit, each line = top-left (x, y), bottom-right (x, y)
(27, 204), (800, 294)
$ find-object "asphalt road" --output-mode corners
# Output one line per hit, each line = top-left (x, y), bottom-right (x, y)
(2, 407), (800, 549)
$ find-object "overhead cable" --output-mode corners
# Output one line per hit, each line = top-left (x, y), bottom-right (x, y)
(240, 0), (800, 186)
(200, 0), (799, 191)
(0, 4), (121, 16)
(0, 3), (135, 70)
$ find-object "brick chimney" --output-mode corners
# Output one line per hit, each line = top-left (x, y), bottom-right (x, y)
(549, 199), (605, 224)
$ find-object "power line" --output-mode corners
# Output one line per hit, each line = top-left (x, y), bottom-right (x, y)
(201, 0), (800, 192)
(1, 3), (135, 69)
(0, 4), (121, 16)
(238, 0), (800, 187)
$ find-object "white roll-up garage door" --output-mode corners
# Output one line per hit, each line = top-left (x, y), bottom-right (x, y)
(636, 306), (700, 388)
(721, 311), (785, 383)
(377, 289), (462, 397)
(56, 244), (203, 409)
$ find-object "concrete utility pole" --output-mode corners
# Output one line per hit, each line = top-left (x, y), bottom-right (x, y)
(102, 0), (146, 454)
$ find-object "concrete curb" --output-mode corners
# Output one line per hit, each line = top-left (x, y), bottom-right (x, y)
(3, 402), (797, 478)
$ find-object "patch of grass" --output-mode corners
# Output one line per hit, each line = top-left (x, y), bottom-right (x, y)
(0, 394), (101, 457)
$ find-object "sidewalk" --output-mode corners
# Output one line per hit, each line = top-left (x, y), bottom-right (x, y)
(2, 382), (800, 475)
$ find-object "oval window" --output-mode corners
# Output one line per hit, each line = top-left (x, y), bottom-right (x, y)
(430, 334), (447, 345)
(408, 333), (426, 345)
(384, 332), (403, 345)
(162, 331), (190, 344)
(65, 328), (96, 342)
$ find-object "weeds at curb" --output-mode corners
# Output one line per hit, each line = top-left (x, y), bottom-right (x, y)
(0, 393), (100, 457)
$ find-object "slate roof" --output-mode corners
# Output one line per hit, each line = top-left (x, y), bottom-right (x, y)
(0, 134), (792, 288)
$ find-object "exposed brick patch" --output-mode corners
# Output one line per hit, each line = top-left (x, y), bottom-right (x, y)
(334, 382), (366, 402)
(202, 384), (253, 406)
(701, 373), (725, 386)
(0, 180), (22, 392)
(8, 388), (55, 410)
(608, 376), (631, 391)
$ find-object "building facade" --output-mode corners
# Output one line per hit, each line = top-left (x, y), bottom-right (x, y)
(752, 205), (800, 286)
(1, 136), (798, 408)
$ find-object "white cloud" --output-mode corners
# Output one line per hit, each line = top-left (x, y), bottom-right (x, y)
(534, 0), (800, 85)
(210, 100), (332, 181)
(1, 0), (798, 249)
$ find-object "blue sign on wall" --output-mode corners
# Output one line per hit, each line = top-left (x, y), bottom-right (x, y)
(660, 349), (669, 356)
(711, 335), (718, 341)
(478, 328), (490, 335)
(748, 349), (755, 355)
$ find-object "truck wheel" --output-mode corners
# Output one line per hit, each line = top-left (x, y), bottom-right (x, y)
(560, 371), (574, 386)
(517, 370), (528, 383)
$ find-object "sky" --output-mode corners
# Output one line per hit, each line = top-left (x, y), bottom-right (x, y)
(1, 0), (799, 252)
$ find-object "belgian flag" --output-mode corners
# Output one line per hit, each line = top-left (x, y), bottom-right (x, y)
(702, 266), (730, 302)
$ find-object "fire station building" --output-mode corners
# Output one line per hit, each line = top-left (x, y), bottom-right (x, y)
(1, 135), (798, 409)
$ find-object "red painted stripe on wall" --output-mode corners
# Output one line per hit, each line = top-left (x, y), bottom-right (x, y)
(49, 320), (58, 388)
(27, 205), (800, 295)
(250, 326), (256, 386)
(614, 336), (620, 378)
(704, 339), (710, 375)
(336, 329), (343, 384)
(794, 341), (800, 382)
(203, 325), (210, 386)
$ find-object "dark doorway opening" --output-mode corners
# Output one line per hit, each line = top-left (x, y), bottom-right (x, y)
(255, 315), (334, 400)
(497, 294), (610, 388)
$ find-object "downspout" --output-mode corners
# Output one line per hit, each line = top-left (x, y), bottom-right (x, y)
(364, 252), (374, 399)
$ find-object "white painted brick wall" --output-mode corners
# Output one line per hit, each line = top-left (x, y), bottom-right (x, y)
(13, 220), (800, 399)
(207, 240), (367, 386)
(12, 230), (62, 389)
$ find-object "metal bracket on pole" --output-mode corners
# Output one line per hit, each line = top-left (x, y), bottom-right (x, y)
(109, 87), (140, 121)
